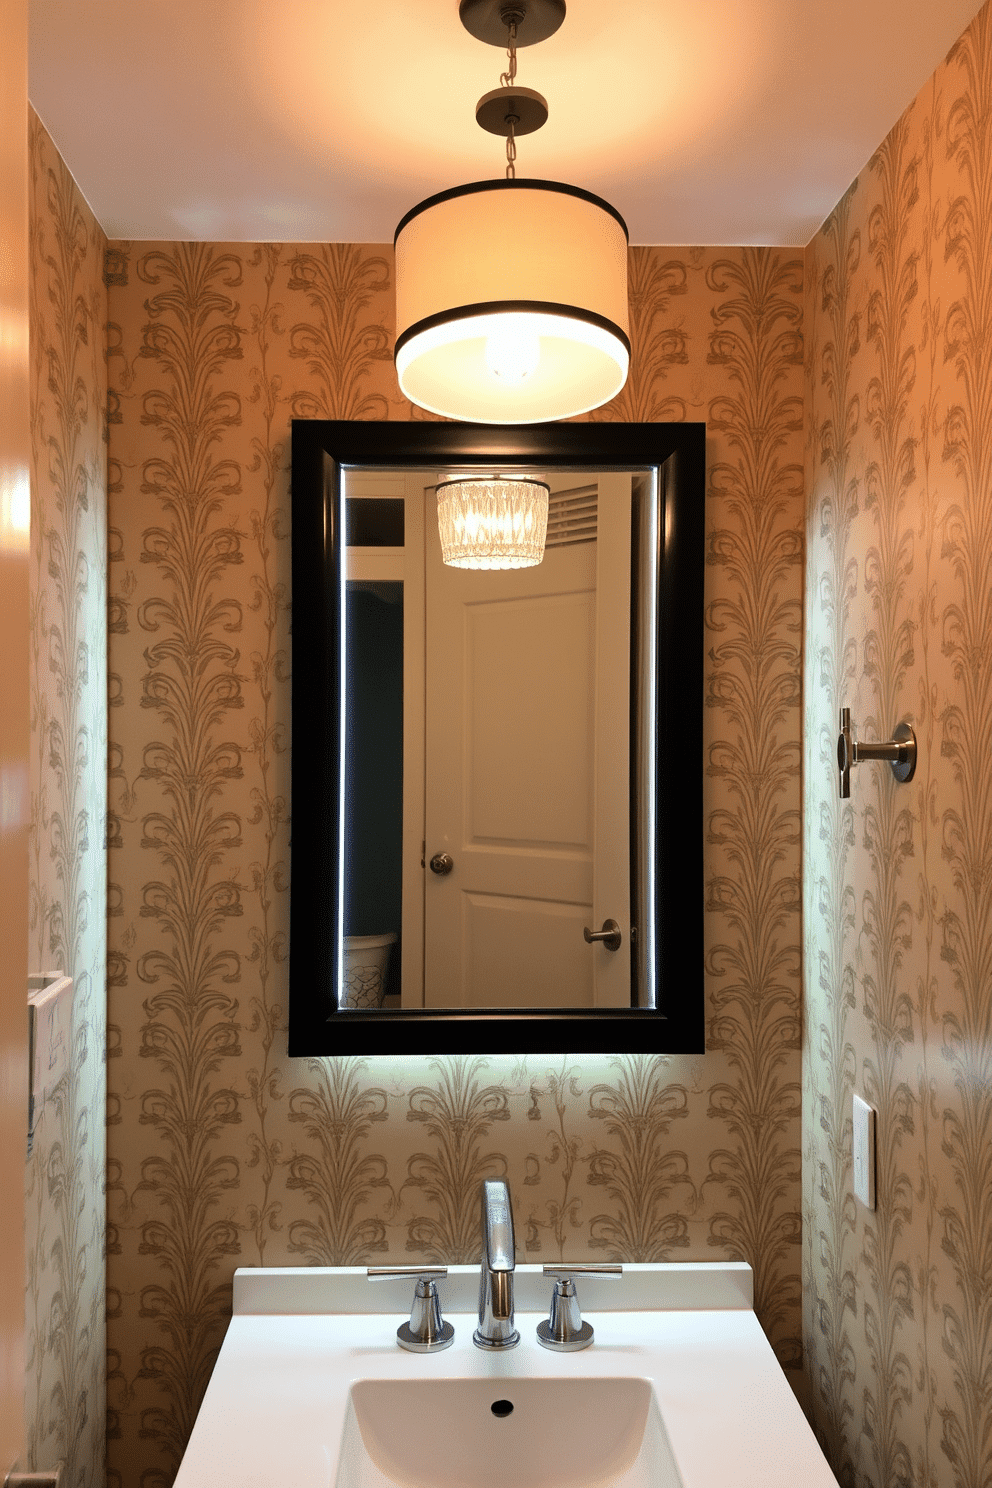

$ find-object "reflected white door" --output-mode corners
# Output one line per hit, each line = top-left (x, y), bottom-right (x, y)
(423, 475), (631, 1008)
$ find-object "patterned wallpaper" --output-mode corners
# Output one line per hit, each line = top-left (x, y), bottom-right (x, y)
(803, 3), (992, 1485)
(26, 5), (992, 1486)
(27, 113), (107, 1488)
(103, 240), (804, 1488)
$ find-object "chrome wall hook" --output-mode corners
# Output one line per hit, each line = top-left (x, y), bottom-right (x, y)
(837, 708), (917, 798)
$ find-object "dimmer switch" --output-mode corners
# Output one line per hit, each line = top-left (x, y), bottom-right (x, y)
(853, 1094), (877, 1210)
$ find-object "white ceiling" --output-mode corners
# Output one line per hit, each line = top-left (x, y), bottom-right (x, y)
(29, 0), (983, 247)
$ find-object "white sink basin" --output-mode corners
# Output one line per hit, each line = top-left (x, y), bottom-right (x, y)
(338, 1376), (680, 1488)
(173, 1264), (839, 1488)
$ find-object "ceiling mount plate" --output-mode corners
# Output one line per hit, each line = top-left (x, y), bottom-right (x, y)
(459, 0), (566, 48)
(476, 86), (549, 136)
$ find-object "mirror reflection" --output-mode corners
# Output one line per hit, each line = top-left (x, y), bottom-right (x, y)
(342, 469), (655, 1012)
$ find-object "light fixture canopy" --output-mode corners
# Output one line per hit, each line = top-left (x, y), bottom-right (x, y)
(395, 180), (629, 424)
(436, 475), (550, 568)
(459, 0), (566, 48)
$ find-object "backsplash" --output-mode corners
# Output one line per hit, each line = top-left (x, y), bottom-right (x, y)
(27, 113), (107, 1488)
(103, 240), (804, 1488)
(803, 3), (992, 1484)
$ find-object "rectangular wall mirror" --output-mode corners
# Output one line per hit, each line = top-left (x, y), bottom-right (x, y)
(289, 421), (705, 1056)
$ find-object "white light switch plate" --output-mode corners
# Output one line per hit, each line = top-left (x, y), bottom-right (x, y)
(853, 1094), (876, 1209)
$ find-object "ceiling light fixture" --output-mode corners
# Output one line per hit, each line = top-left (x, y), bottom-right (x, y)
(436, 474), (550, 568)
(394, 0), (630, 425)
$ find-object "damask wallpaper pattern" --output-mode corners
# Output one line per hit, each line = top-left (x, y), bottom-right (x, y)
(27, 113), (108, 1488)
(103, 242), (804, 1488)
(803, 4), (992, 1485)
(25, 6), (992, 1487)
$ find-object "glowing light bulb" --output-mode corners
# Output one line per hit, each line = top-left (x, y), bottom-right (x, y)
(484, 323), (541, 384)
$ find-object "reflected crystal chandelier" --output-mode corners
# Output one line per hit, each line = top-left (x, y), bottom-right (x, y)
(394, 0), (629, 425)
(436, 476), (550, 568)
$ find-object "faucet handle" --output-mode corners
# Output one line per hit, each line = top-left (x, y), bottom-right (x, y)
(367, 1267), (454, 1352)
(537, 1264), (623, 1351)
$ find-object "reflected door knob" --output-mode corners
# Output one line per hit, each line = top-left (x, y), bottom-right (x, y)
(429, 852), (454, 875)
(583, 919), (622, 952)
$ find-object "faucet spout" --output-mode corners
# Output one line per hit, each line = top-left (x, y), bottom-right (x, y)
(474, 1178), (519, 1349)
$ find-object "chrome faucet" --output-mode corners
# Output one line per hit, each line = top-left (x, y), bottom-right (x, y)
(474, 1178), (519, 1349)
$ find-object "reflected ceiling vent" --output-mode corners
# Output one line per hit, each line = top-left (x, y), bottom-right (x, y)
(545, 483), (597, 548)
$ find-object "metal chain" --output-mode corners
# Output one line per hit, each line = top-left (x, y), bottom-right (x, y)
(505, 117), (517, 179)
(500, 13), (521, 177)
(500, 18), (518, 87)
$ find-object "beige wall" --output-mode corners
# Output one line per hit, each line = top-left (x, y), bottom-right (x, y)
(0, 0), (30, 1472)
(103, 241), (804, 1488)
(803, 3), (992, 1484)
(26, 113), (108, 1488)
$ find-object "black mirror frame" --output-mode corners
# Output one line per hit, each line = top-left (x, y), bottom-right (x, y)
(289, 419), (705, 1056)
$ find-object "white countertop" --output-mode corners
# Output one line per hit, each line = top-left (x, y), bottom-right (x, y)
(175, 1264), (838, 1488)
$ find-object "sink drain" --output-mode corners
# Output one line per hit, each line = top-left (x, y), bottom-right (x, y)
(490, 1400), (514, 1418)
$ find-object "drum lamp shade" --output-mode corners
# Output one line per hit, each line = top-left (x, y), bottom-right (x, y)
(394, 179), (630, 424)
